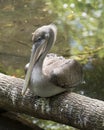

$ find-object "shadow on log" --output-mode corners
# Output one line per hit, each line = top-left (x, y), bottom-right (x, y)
(0, 73), (104, 130)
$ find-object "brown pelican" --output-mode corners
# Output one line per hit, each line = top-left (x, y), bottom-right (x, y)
(22, 24), (83, 97)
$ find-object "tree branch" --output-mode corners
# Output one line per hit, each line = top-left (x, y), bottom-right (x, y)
(0, 73), (104, 130)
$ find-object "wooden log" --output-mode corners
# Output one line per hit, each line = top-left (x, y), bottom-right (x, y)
(0, 73), (104, 130)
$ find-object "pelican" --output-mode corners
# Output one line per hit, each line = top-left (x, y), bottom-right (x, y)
(22, 24), (83, 97)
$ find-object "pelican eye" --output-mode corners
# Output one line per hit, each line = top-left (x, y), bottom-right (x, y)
(35, 33), (46, 42)
(36, 36), (43, 42)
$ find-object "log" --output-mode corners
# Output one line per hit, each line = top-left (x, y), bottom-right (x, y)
(0, 73), (104, 130)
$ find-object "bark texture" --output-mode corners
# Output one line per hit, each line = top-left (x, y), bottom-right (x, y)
(0, 73), (104, 130)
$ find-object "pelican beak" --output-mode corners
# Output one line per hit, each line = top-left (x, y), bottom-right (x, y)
(22, 39), (47, 95)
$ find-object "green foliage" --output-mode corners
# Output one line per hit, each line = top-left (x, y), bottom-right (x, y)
(47, 0), (104, 61)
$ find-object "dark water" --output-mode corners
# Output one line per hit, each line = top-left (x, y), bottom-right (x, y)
(0, 0), (104, 100)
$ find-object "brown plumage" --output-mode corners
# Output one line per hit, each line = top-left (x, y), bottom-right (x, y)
(43, 53), (83, 88)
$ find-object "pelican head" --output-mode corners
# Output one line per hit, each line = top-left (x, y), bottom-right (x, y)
(22, 24), (57, 95)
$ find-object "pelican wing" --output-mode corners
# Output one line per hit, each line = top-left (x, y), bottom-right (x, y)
(43, 53), (83, 89)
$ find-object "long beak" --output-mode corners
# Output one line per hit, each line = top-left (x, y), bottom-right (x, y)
(22, 41), (47, 95)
